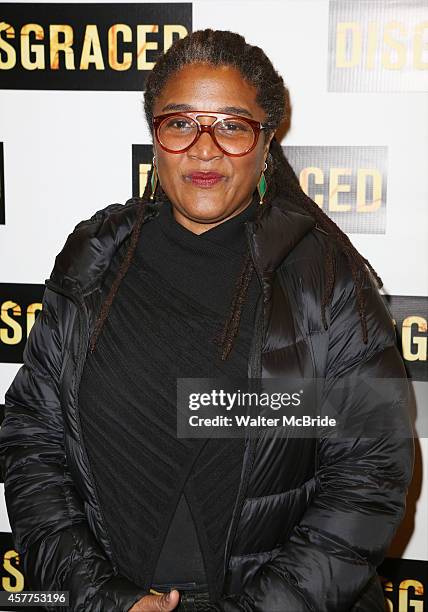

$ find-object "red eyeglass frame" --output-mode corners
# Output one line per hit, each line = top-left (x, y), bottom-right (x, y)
(152, 110), (274, 157)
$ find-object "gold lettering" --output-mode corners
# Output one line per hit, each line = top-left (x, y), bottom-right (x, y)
(139, 163), (151, 197)
(108, 24), (132, 71)
(80, 24), (104, 70)
(335, 19), (428, 73)
(414, 21), (428, 70)
(137, 25), (158, 70)
(382, 21), (406, 70)
(2, 550), (24, 592)
(356, 168), (382, 212)
(366, 22), (377, 70)
(329, 168), (352, 212)
(0, 301), (22, 345)
(21, 23), (44, 70)
(336, 22), (361, 68)
(402, 316), (427, 362)
(1, 22), (192, 73)
(380, 577), (393, 612)
(0, 22), (16, 69)
(50, 24), (74, 70)
(163, 25), (188, 52)
(398, 578), (424, 612)
(299, 167), (324, 208)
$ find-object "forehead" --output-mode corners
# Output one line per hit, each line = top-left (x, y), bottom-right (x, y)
(153, 63), (263, 119)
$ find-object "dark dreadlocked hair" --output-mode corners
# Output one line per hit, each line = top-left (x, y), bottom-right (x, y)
(89, 29), (382, 359)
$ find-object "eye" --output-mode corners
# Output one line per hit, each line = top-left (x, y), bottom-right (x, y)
(216, 120), (252, 134)
(222, 122), (243, 131)
(164, 118), (194, 131)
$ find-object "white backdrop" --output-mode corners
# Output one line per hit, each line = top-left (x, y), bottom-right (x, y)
(0, 0), (427, 607)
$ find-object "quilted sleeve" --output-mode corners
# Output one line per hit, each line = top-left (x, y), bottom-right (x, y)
(0, 285), (148, 612)
(217, 246), (415, 612)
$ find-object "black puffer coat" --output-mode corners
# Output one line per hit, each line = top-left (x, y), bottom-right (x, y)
(0, 193), (414, 612)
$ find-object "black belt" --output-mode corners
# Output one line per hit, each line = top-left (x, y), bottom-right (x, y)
(149, 586), (212, 610)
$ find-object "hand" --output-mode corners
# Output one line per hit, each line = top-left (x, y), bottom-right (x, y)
(128, 589), (180, 611)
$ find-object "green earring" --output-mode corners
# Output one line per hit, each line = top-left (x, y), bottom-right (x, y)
(149, 156), (158, 201)
(257, 161), (268, 205)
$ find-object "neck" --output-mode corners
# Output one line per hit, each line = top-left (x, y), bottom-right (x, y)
(152, 192), (259, 258)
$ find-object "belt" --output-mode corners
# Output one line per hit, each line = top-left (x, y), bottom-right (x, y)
(149, 586), (212, 610)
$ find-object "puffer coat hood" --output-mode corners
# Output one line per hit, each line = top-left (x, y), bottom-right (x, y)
(0, 193), (414, 612)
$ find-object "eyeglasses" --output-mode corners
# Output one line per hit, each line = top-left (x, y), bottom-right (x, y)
(152, 111), (274, 157)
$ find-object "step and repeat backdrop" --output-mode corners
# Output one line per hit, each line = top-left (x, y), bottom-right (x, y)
(0, 0), (427, 610)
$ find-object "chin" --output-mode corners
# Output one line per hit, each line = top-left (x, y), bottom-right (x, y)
(179, 196), (229, 222)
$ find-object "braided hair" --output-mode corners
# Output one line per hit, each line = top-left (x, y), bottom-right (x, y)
(89, 29), (382, 358)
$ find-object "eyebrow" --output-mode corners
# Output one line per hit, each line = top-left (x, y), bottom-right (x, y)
(160, 103), (254, 118)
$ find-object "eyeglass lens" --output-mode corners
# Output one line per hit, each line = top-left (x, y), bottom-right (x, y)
(158, 115), (256, 154)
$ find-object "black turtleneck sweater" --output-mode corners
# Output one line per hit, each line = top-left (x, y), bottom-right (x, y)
(78, 194), (261, 600)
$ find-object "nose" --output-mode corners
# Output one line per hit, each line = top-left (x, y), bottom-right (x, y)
(187, 128), (223, 161)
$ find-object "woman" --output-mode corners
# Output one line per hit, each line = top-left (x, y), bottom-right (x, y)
(0, 29), (414, 612)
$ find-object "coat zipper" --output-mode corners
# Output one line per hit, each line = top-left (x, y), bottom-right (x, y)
(220, 221), (265, 594)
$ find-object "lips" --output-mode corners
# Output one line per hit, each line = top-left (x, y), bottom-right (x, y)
(187, 171), (225, 188)
(190, 172), (223, 179)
